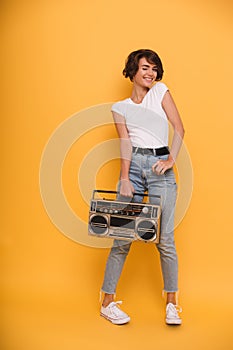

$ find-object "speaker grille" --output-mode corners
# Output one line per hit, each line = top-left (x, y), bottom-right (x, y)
(89, 215), (108, 235)
(136, 220), (157, 241)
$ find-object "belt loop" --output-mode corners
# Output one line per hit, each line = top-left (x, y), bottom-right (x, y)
(135, 147), (138, 154)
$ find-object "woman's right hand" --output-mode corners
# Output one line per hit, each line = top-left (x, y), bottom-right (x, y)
(120, 179), (135, 197)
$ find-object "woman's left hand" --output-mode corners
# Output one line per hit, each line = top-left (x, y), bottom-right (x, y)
(152, 158), (174, 175)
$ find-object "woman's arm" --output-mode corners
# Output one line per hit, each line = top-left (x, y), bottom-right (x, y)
(152, 90), (185, 175)
(112, 111), (135, 196)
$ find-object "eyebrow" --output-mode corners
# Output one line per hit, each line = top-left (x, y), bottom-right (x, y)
(141, 64), (157, 68)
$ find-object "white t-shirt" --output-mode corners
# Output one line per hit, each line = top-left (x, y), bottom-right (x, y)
(111, 82), (169, 148)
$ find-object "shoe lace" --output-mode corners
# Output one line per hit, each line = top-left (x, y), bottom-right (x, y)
(109, 301), (124, 317)
(167, 303), (182, 317)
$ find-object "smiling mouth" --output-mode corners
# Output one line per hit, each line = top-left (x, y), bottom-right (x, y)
(144, 77), (154, 82)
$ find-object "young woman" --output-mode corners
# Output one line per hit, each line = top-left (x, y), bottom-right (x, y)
(100, 49), (185, 325)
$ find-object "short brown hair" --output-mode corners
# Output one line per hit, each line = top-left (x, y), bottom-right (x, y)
(123, 49), (164, 81)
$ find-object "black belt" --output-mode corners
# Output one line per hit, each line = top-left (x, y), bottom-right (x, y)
(132, 146), (169, 156)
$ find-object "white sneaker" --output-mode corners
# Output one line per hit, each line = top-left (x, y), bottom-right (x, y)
(165, 303), (182, 325)
(100, 301), (130, 325)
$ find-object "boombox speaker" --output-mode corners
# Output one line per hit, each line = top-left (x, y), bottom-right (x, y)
(88, 190), (161, 243)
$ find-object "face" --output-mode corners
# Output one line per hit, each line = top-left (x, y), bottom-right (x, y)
(132, 57), (158, 88)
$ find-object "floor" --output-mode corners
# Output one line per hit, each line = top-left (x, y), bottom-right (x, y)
(2, 291), (232, 350)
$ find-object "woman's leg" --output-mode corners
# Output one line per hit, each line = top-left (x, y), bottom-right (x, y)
(155, 177), (178, 297)
(147, 157), (179, 299)
(101, 155), (145, 306)
(101, 240), (132, 306)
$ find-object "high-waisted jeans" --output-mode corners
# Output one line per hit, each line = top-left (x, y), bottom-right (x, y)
(101, 152), (178, 294)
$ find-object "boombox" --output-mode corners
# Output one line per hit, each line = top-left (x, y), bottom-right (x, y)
(88, 190), (161, 243)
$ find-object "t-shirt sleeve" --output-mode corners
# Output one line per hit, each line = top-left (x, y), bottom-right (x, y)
(111, 101), (126, 117)
(153, 82), (169, 103)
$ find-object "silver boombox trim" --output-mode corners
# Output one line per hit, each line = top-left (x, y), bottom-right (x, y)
(88, 190), (161, 243)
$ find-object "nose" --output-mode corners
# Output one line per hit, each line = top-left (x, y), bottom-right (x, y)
(148, 68), (155, 77)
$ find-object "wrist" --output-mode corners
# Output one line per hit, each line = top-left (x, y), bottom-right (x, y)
(168, 154), (175, 165)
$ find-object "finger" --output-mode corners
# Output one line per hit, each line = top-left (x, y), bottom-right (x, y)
(156, 164), (163, 173)
(152, 161), (159, 172)
(120, 191), (133, 197)
(160, 166), (168, 174)
(152, 160), (165, 171)
(154, 165), (166, 175)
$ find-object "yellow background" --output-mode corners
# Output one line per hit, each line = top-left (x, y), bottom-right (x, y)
(2, 0), (233, 349)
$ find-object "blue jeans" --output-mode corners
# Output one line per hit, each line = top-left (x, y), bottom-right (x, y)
(101, 153), (178, 293)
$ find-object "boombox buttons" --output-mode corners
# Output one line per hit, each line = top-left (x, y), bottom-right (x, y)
(88, 190), (161, 243)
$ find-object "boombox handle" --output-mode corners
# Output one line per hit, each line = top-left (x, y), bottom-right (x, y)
(92, 189), (161, 203)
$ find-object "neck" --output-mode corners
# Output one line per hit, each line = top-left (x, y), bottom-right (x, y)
(130, 85), (149, 104)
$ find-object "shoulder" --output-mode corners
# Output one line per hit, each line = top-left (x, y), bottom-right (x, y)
(151, 82), (169, 102)
(111, 98), (130, 117)
(153, 81), (169, 92)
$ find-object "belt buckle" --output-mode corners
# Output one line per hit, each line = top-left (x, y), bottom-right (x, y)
(153, 149), (156, 156)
